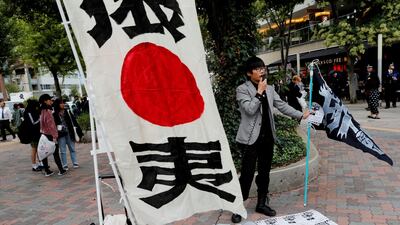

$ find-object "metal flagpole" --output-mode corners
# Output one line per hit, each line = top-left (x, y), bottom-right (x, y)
(54, 1), (103, 223)
(304, 61), (314, 206)
(55, 1), (136, 224)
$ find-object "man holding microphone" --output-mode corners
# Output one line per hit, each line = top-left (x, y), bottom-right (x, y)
(232, 56), (310, 223)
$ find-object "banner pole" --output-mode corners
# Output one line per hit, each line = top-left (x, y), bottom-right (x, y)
(54, 0), (85, 96)
(54, 1), (103, 224)
(304, 62), (314, 207)
(55, 1), (136, 224)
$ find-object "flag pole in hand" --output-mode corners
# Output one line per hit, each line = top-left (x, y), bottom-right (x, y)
(304, 60), (316, 207)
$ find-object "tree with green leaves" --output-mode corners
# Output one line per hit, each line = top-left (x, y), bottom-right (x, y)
(196, 0), (261, 161)
(4, 0), (76, 98)
(260, 0), (304, 74)
(0, 1), (12, 68)
(316, 0), (400, 103)
(0, 0), (14, 100)
(5, 83), (20, 94)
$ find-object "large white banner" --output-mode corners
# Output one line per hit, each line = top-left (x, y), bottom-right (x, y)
(63, 1), (246, 224)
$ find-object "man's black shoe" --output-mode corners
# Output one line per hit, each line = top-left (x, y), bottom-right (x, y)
(256, 196), (276, 217)
(231, 214), (242, 223)
(255, 204), (276, 217)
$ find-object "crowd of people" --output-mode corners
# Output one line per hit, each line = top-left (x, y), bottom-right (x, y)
(284, 63), (399, 120)
(360, 63), (399, 119)
(0, 94), (84, 177)
(0, 58), (398, 220)
(70, 95), (90, 117)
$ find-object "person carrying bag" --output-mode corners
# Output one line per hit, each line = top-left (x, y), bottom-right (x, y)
(53, 98), (83, 170)
(39, 94), (67, 177)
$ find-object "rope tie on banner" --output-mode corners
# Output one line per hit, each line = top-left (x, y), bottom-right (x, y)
(101, 180), (116, 192)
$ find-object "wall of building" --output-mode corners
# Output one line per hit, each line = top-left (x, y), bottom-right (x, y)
(258, 40), (328, 65)
(5, 65), (82, 98)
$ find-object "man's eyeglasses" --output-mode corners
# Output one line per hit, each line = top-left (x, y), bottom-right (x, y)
(254, 67), (266, 72)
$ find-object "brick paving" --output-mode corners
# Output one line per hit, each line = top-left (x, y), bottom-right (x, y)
(1, 103), (399, 225)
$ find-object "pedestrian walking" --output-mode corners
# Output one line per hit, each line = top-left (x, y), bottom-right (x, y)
(365, 65), (380, 119)
(0, 99), (16, 141)
(39, 94), (67, 176)
(80, 96), (89, 113)
(24, 99), (42, 171)
(53, 98), (83, 170)
(383, 63), (398, 108)
(231, 56), (310, 223)
(12, 103), (24, 128)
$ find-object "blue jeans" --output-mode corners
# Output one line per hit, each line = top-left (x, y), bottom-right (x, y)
(59, 134), (78, 167)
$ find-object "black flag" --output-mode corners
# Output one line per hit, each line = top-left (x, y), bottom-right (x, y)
(310, 70), (393, 166)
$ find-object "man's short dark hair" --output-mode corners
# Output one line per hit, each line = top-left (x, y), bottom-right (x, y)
(245, 56), (265, 74)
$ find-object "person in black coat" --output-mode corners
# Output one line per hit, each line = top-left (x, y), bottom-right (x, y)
(287, 75), (303, 112)
(383, 63), (398, 108)
(53, 98), (83, 170)
(24, 99), (42, 171)
(365, 65), (380, 119)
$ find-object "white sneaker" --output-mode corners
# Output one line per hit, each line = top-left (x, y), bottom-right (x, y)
(73, 164), (79, 168)
(58, 170), (67, 176)
(45, 171), (54, 177)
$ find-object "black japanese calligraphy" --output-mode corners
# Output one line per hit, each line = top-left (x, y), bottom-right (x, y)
(129, 137), (235, 208)
(80, 0), (185, 48)
(80, 0), (112, 47)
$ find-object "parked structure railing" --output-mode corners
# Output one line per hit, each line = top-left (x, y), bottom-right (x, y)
(259, 12), (357, 53)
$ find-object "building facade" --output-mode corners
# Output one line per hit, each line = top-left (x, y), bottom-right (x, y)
(3, 63), (82, 100)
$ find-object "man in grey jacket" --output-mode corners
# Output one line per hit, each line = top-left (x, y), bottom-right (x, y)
(232, 57), (310, 223)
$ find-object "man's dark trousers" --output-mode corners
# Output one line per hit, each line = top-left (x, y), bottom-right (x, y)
(0, 120), (15, 141)
(237, 137), (274, 200)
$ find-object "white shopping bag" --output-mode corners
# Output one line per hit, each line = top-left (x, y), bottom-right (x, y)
(297, 90), (308, 109)
(37, 134), (56, 160)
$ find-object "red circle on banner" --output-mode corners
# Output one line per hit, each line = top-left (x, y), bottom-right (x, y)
(121, 42), (204, 127)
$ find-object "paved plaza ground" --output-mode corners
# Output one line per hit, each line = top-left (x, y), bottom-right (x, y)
(1, 102), (400, 225)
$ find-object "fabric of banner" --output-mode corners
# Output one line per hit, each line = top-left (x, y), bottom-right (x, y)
(311, 71), (393, 166)
(62, 1), (246, 224)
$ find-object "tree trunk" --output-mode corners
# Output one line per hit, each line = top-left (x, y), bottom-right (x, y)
(329, 0), (339, 24)
(50, 68), (62, 98)
(347, 55), (357, 103)
(280, 37), (286, 71)
(284, 10), (294, 74)
(0, 73), (8, 100)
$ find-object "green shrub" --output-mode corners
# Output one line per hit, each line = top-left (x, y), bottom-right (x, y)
(272, 115), (306, 168)
(76, 112), (90, 131)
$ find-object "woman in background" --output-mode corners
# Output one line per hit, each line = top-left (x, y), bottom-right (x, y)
(53, 98), (82, 170)
(39, 94), (67, 176)
(287, 75), (303, 112)
(24, 99), (41, 171)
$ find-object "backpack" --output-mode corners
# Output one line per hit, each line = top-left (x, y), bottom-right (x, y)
(17, 119), (33, 144)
